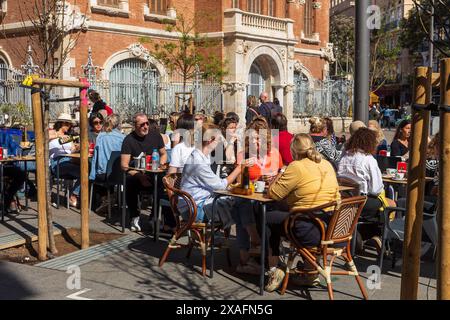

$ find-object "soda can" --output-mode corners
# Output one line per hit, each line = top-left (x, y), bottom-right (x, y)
(146, 155), (152, 170)
(140, 157), (146, 169)
(0, 147), (3, 160)
(3, 148), (8, 159)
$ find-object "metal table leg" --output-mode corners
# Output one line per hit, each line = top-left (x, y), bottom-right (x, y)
(122, 171), (126, 233)
(260, 203), (266, 296)
(210, 194), (220, 278)
(1, 163), (4, 222)
(56, 157), (61, 209)
(24, 160), (28, 211)
(153, 173), (159, 241)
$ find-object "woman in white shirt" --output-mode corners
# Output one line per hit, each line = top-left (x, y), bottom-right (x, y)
(49, 114), (80, 207)
(338, 127), (395, 221)
(168, 113), (195, 174)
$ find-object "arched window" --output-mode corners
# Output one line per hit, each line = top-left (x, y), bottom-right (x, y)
(248, 63), (265, 98)
(0, 58), (7, 103)
(247, 0), (262, 14)
(98, 0), (119, 7)
(109, 58), (160, 115)
(149, 0), (167, 14)
(304, 0), (314, 37)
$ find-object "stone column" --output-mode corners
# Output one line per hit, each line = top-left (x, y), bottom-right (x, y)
(313, 1), (322, 36)
(286, 0), (295, 19)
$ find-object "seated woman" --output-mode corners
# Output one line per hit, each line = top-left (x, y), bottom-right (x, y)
(167, 113), (195, 174)
(232, 116), (283, 275)
(49, 113), (80, 207)
(338, 127), (395, 242)
(264, 134), (341, 292)
(179, 123), (243, 230)
(212, 116), (239, 177)
(390, 119), (411, 159)
(309, 117), (341, 169)
(88, 112), (104, 143)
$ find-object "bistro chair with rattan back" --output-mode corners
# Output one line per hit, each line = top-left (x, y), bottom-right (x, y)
(159, 173), (225, 276)
(280, 196), (368, 300)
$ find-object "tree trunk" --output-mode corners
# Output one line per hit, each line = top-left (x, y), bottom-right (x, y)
(44, 95), (57, 255)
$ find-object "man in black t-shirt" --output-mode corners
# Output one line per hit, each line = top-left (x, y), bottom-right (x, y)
(121, 113), (167, 231)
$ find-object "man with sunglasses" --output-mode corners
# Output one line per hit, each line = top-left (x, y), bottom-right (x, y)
(121, 113), (167, 231)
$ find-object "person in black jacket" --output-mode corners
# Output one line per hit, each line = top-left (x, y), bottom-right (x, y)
(245, 95), (259, 125)
(390, 119), (411, 158)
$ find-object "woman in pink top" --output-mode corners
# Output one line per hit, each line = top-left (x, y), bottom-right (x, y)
(271, 113), (293, 165)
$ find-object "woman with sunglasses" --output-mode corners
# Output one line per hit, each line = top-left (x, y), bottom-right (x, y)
(88, 112), (104, 143)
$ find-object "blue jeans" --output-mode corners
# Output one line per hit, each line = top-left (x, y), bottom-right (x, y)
(231, 198), (257, 250)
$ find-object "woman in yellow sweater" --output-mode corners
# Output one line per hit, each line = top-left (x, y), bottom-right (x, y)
(264, 133), (341, 292)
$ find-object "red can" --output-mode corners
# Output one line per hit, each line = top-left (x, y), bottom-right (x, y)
(397, 161), (407, 173)
(145, 155), (152, 170)
(0, 147), (3, 160)
(378, 150), (387, 156)
(88, 143), (95, 157)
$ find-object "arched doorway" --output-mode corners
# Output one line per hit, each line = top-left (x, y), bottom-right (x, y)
(246, 54), (281, 101)
(248, 63), (264, 98)
(109, 58), (159, 115)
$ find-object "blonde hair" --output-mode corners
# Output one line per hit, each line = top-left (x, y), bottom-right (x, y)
(309, 117), (326, 134)
(368, 120), (385, 145)
(103, 114), (121, 132)
(290, 133), (322, 163)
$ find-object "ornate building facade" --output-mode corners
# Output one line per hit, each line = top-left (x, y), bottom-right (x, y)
(0, 0), (334, 128)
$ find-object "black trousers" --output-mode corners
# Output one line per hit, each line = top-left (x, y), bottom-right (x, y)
(3, 165), (27, 207)
(124, 173), (175, 227)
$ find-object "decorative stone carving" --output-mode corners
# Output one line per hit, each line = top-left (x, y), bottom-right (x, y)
(321, 43), (335, 62)
(128, 43), (149, 58)
(284, 84), (295, 94)
(221, 82), (246, 93)
(293, 60), (305, 73)
(287, 0), (305, 5)
(236, 40), (250, 55)
(312, 1), (322, 9)
(278, 48), (286, 60)
(56, 1), (88, 32)
(288, 47), (295, 60)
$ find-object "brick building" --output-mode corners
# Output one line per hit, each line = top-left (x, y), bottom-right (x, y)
(0, 0), (334, 128)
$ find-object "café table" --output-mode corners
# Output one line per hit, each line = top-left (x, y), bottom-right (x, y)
(211, 185), (352, 296)
(0, 155), (36, 221)
(382, 175), (433, 200)
(124, 166), (167, 238)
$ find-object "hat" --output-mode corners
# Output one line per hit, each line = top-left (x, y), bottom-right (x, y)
(56, 113), (76, 124)
(349, 120), (366, 135)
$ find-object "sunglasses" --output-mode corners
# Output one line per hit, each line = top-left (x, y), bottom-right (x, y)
(138, 122), (149, 128)
(93, 121), (103, 125)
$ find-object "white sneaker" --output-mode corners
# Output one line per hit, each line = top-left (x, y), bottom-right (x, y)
(265, 267), (285, 292)
(131, 217), (141, 232)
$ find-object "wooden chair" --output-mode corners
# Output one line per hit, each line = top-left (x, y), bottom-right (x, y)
(159, 173), (230, 276)
(280, 196), (369, 300)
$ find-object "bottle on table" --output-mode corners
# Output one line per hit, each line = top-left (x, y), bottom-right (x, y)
(151, 149), (160, 171)
(241, 165), (250, 190)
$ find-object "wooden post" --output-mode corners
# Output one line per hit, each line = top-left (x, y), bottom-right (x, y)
(79, 78), (90, 249)
(400, 66), (430, 299)
(31, 84), (48, 260)
(438, 58), (450, 299)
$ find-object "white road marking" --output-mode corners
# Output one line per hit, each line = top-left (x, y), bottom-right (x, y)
(66, 288), (93, 300)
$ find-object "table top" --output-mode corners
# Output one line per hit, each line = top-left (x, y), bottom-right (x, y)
(382, 175), (433, 185)
(215, 185), (355, 202)
(128, 166), (167, 174)
(59, 153), (92, 159)
(0, 156), (36, 163)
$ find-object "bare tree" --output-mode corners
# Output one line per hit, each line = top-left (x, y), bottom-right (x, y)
(2, 0), (87, 255)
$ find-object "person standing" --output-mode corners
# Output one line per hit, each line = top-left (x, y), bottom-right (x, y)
(121, 113), (167, 231)
(88, 90), (113, 116)
(245, 95), (259, 125)
(257, 92), (278, 125)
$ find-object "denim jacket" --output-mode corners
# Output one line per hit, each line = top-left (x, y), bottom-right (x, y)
(89, 129), (125, 180)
